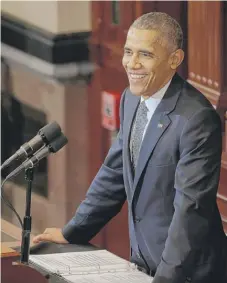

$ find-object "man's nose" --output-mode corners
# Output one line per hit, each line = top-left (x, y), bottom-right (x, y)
(127, 54), (141, 69)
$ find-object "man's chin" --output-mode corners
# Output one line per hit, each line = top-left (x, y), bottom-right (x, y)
(129, 85), (145, 96)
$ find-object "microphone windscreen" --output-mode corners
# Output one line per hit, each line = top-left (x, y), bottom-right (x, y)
(49, 134), (68, 153)
(39, 121), (61, 142)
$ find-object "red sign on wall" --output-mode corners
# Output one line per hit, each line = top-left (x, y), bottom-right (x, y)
(102, 91), (121, 131)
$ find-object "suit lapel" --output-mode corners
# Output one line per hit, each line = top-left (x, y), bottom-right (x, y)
(131, 73), (184, 196)
(123, 93), (140, 191)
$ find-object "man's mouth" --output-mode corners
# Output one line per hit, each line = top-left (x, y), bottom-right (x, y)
(128, 73), (147, 81)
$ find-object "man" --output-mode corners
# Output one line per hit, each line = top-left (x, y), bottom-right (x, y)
(34, 12), (227, 283)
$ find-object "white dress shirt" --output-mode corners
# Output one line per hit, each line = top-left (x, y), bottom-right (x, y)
(141, 79), (172, 141)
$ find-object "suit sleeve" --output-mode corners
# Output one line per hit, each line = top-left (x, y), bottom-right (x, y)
(153, 108), (222, 283)
(62, 89), (127, 244)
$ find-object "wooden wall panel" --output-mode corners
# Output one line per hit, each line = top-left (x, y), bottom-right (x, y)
(134, 0), (156, 18)
(118, 1), (135, 44)
(91, 1), (103, 44)
(188, 1), (227, 232)
(88, 1), (133, 255)
(99, 1), (134, 72)
(188, 1), (222, 106)
(222, 1), (227, 92)
(101, 1), (134, 46)
(221, 1), (227, 174)
(90, 1), (104, 65)
(153, 1), (188, 79)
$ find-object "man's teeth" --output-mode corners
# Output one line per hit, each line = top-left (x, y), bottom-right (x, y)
(129, 74), (146, 79)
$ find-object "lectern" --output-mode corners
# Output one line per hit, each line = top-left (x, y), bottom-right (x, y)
(1, 219), (100, 283)
(1, 219), (48, 283)
(1, 244), (48, 283)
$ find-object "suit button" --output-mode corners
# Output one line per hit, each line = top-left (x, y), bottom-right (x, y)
(185, 277), (192, 282)
(135, 216), (141, 223)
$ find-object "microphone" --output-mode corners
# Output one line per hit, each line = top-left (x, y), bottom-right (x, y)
(5, 134), (68, 180)
(1, 121), (62, 171)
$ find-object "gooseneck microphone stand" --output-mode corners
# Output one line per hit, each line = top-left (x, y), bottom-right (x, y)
(20, 167), (34, 264)
(2, 133), (68, 266)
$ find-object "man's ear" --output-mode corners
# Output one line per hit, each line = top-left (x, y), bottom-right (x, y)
(169, 49), (184, 70)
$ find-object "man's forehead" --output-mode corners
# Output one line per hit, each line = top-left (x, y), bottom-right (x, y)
(126, 28), (161, 47)
(125, 28), (169, 52)
(127, 27), (159, 37)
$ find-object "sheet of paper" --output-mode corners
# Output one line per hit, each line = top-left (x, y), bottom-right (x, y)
(29, 250), (134, 276)
(64, 271), (153, 283)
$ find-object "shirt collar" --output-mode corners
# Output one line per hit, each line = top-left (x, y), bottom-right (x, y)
(141, 79), (172, 111)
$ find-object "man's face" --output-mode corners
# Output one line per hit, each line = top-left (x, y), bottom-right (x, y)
(122, 28), (176, 97)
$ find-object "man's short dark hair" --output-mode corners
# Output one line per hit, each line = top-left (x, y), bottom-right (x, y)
(131, 12), (183, 51)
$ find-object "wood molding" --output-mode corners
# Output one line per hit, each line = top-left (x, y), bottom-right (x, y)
(222, 153), (227, 170)
(1, 244), (19, 258)
(187, 79), (220, 106)
(221, 215), (227, 223)
(217, 193), (227, 202)
(220, 214), (227, 233)
(217, 194), (227, 233)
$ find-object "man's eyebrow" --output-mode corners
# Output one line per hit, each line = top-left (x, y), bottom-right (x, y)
(138, 49), (155, 55)
(124, 47), (154, 55)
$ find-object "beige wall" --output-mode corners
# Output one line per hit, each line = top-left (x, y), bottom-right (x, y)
(1, 0), (91, 33)
(57, 1), (91, 33)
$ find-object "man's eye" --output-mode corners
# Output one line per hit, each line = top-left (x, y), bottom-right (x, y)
(124, 50), (132, 55)
(141, 52), (152, 57)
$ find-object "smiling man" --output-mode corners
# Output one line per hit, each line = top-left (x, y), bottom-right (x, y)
(34, 13), (227, 283)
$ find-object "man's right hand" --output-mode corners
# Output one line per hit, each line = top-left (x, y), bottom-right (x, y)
(33, 228), (69, 244)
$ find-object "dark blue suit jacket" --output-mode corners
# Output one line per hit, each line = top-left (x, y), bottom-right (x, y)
(63, 74), (227, 283)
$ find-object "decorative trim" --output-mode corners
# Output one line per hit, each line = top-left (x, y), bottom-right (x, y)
(221, 155), (227, 170)
(2, 43), (95, 79)
(1, 13), (91, 65)
(187, 79), (220, 105)
(217, 193), (227, 202)
(221, 215), (227, 223)
(189, 72), (219, 89)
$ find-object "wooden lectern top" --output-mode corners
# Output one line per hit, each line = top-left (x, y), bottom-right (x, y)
(1, 245), (48, 283)
(1, 243), (20, 258)
(1, 219), (47, 283)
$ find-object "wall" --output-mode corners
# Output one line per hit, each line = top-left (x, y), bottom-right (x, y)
(1, 0), (91, 33)
(1, 0), (92, 234)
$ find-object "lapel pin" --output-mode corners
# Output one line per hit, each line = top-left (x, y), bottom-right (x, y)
(157, 123), (163, 128)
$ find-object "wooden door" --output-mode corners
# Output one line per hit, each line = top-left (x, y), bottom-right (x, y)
(89, 1), (134, 259)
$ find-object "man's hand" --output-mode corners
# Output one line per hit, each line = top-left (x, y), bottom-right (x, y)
(33, 228), (69, 244)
